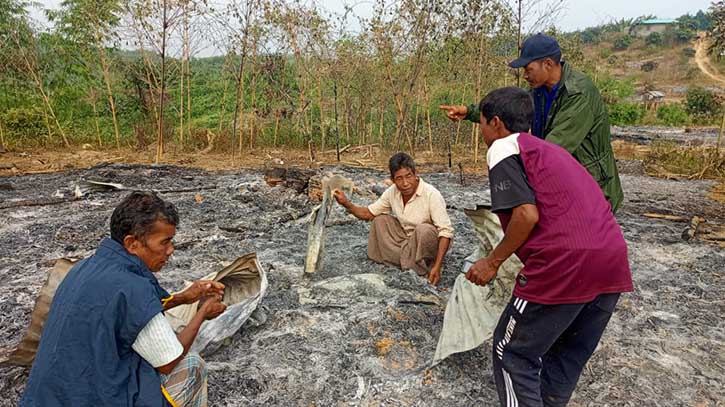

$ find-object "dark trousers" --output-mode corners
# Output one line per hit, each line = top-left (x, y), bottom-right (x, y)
(492, 293), (620, 407)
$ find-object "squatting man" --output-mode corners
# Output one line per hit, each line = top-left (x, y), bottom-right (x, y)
(21, 192), (227, 407)
(332, 152), (454, 286)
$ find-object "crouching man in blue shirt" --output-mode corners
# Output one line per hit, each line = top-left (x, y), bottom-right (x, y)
(22, 191), (226, 407)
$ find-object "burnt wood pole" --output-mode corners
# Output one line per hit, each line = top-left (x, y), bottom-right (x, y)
(448, 122), (453, 169)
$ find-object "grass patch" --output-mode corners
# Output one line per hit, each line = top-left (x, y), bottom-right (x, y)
(644, 141), (725, 180)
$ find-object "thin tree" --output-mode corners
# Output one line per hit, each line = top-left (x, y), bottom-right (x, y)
(54, 0), (125, 150)
(229, 0), (257, 155)
(124, 0), (185, 162)
(10, 22), (70, 147)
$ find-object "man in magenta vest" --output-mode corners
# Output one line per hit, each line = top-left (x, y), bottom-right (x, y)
(465, 87), (633, 406)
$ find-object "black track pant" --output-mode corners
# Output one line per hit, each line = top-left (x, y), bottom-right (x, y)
(492, 293), (620, 407)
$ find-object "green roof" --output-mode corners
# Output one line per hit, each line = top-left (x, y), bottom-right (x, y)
(639, 19), (676, 25)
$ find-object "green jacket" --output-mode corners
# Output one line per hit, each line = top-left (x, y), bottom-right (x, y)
(467, 63), (624, 213)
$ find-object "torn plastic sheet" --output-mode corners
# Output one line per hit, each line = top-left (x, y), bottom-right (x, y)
(165, 253), (268, 356)
(432, 205), (523, 366)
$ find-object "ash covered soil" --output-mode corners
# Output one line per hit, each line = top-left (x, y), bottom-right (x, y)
(0, 162), (723, 407)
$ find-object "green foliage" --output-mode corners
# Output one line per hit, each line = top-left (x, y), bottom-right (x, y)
(577, 27), (602, 44)
(612, 35), (633, 51)
(1, 107), (48, 144)
(684, 67), (700, 79)
(682, 47), (696, 57)
(544, 27), (586, 69)
(608, 102), (645, 125)
(677, 11), (712, 32)
(0, 0), (34, 73)
(645, 32), (663, 46)
(49, 0), (122, 43)
(667, 27), (695, 44)
(685, 86), (722, 120)
(655, 103), (690, 126)
(710, 1), (725, 57)
(596, 76), (635, 104)
(0, 1), (717, 153)
(665, 17), (700, 45)
(602, 17), (640, 33)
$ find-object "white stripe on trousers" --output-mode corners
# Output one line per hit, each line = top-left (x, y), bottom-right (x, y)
(499, 297), (527, 360)
(514, 296), (528, 314)
(498, 297), (525, 406)
(502, 368), (519, 407)
(496, 316), (517, 360)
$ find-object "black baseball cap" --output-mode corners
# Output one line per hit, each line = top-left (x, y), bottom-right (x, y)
(508, 33), (561, 68)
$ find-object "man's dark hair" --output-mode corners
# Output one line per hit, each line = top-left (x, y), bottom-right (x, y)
(478, 87), (534, 133)
(389, 152), (416, 177)
(110, 191), (179, 244)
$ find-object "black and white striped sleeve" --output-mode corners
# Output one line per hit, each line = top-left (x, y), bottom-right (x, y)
(487, 135), (536, 213)
(489, 156), (536, 213)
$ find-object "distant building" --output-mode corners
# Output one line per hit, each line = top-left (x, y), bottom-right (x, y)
(642, 90), (665, 110)
(629, 19), (676, 37)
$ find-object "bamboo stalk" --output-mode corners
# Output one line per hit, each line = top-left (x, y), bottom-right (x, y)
(0, 117), (6, 152)
(90, 90), (102, 146)
(273, 112), (280, 147)
(217, 53), (231, 135)
(342, 86), (350, 144)
(423, 75), (433, 152)
(185, 5), (191, 142)
(179, 53), (185, 148)
(379, 109), (384, 146)
(232, 7), (252, 157)
(717, 108), (724, 155)
(413, 91), (420, 150)
(93, 25), (121, 151)
(41, 101), (53, 142)
(249, 44), (258, 150)
(334, 81), (340, 162)
(473, 31), (486, 163)
(18, 44), (69, 147)
(318, 76), (326, 153)
(237, 60), (246, 154)
(156, 0), (168, 164)
(367, 110), (373, 147)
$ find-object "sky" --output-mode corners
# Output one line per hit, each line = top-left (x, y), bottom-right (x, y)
(555, 0), (712, 31)
(30, 0), (714, 32)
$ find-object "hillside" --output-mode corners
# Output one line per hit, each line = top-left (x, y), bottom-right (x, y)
(583, 35), (723, 100)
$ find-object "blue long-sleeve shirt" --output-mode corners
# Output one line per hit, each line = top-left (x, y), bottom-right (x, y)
(531, 83), (560, 139)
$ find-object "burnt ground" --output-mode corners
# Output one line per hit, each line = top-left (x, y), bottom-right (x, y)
(611, 125), (722, 146)
(0, 161), (723, 407)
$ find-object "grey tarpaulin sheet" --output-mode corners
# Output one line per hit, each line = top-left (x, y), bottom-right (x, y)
(166, 253), (268, 356)
(432, 205), (523, 366)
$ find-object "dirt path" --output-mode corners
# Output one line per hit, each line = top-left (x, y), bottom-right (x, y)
(694, 33), (725, 85)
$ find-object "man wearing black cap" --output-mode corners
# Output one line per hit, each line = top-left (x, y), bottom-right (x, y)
(440, 33), (623, 213)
